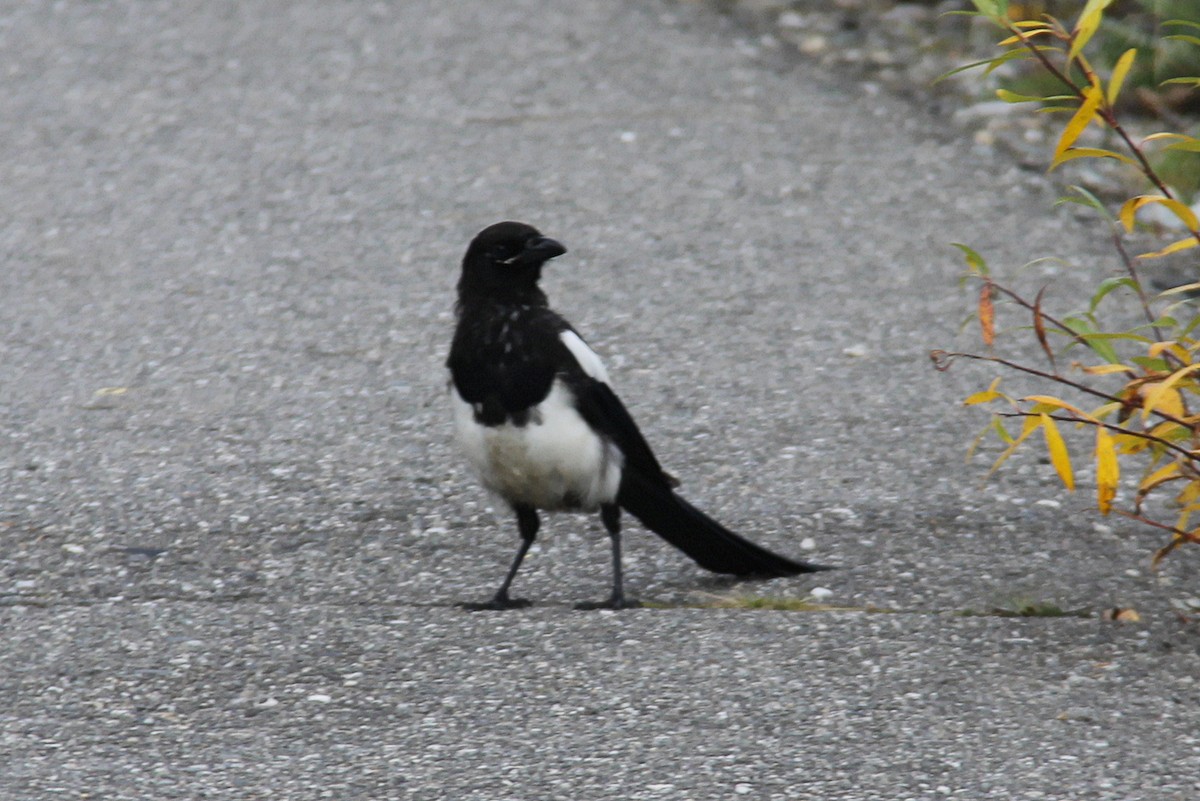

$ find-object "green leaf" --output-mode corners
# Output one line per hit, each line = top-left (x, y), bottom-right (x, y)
(1164, 139), (1200, 153)
(991, 415), (1014, 445)
(1129, 317), (1177, 333)
(969, 0), (1007, 17)
(1089, 276), (1137, 314)
(985, 47), (1056, 75)
(1056, 185), (1116, 223)
(996, 88), (1044, 103)
(1067, 331), (1153, 344)
(952, 243), (989, 277)
(1131, 355), (1171, 372)
(1062, 316), (1122, 363)
(934, 56), (1012, 83)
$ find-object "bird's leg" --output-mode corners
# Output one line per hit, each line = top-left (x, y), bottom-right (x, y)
(462, 504), (538, 611)
(576, 503), (640, 610)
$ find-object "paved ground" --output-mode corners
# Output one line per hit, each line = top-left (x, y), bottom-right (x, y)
(1, 1), (1197, 799)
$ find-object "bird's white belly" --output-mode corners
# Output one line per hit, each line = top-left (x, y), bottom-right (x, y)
(452, 381), (622, 511)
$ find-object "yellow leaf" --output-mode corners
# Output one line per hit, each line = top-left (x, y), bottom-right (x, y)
(964, 391), (999, 406)
(1155, 199), (1198, 231)
(1143, 132), (1192, 143)
(1119, 194), (1158, 232)
(1107, 48), (1137, 105)
(1022, 394), (1099, 423)
(964, 377), (1003, 406)
(1115, 433), (1150, 455)
(1141, 364), (1200, 421)
(1175, 480), (1200, 507)
(1147, 421), (1185, 441)
(1049, 147), (1138, 170)
(1139, 236), (1200, 260)
(1070, 0), (1117, 62)
(1149, 386), (1185, 420)
(1139, 461), (1181, 494)
(987, 414), (1042, 480)
(1081, 363), (1135, 376)
(1174, 503), (1200, 533)
(998, 28), (1059, 46)
(1121, 195), (1200, 233)
(1155, 281), (1200, 299)
(1095, 428), (1119, 514)
(1040, 413), (1075, 490)
(1147, 340), (1191, 362)
(1054, 84), (1104, 162)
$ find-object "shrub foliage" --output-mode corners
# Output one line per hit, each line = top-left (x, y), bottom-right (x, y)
(933, 0), (1200, 564)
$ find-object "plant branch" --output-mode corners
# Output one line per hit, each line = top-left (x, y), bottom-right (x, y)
(931, 350), (1195, 430)
(1112, 510), (1200, 567)
(1000, 411), (1196, 460)
(1006, 23), (1176, 201)
(1110, 229), (1161, 335)
(985, 280), (1092, 352)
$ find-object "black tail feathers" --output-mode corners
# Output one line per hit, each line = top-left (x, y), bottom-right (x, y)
(617, 473), (831, 577)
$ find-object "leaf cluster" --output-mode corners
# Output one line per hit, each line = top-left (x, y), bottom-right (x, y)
(935, 0), (1200, 564)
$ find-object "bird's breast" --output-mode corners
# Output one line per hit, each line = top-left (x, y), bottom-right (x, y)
(451, 380), (622, 511)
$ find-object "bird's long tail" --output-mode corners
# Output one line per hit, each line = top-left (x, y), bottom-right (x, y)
(617, 472), (831, 577)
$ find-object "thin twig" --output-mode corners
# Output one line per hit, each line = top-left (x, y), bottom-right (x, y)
(986, 280), (1092, 352)
(1000, 411), (1195, 460)
(1006, 24), (1177, 202)
(1110, 229), (1163, 341)
(932, 351), (1195, 430)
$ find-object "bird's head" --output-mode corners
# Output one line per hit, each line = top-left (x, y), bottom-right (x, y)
(457, 221), (567, 302)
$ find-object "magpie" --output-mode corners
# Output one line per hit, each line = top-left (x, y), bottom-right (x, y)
(447, 221), (830, 609)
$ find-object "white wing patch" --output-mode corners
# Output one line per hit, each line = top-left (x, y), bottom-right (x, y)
(560, 330), (609, 383)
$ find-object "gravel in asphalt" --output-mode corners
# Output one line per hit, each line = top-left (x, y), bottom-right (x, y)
(1, 1), (1197, 798)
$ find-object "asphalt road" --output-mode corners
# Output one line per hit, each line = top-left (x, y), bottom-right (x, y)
(2, 1), (1197, 799)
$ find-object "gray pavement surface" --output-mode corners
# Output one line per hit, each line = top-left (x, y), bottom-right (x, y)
(1, 1), (1197, 799)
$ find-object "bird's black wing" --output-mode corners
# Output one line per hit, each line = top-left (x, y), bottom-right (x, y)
(570, 373), (674, 490)
(556, 326), (829, 578)
(550, 325), (674, 491)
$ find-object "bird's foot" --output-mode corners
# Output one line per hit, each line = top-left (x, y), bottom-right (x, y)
(575, 596), (641, 611)
(461, 594), (532, 611)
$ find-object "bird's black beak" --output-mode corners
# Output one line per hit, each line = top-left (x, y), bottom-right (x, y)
(526, 236), (567, 261)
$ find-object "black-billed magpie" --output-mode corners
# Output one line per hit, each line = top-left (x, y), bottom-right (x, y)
(447, 221), (830, 610)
